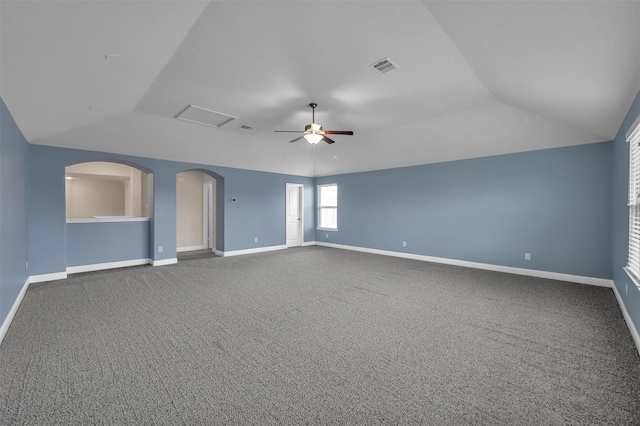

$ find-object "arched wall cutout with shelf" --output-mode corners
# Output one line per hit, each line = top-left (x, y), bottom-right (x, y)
(64, 160), (154, 273)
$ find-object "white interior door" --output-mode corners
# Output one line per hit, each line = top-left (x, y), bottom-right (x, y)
(286, 184), (303, 247)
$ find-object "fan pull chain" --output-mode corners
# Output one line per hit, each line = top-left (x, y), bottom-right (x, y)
(312, 145), (316, 174)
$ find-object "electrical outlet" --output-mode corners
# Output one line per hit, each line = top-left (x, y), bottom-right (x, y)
(326, 233), (329, 238)
(402, 241), (407, 247)
(254, 237), (258, 243)
(525, 253), (531, 260)
(158, 246), (163, 253)
(25, 261), (28, 271)
(626, 283), (629, 296)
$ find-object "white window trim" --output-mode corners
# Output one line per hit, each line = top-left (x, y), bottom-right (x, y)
(317, 183), (338, 231)
(626, 115), (640, 288)
(624, 267), (640, 288)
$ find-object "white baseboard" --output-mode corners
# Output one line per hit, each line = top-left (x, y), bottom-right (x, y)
(0, 278), (30, 346)
(611, 283), (640, 356)
(67, 258), (151, 274)
(315, 242), (613, 288)
(219, 245), (287, 257)
(176, 245), (206, 253)
(214, 250), (224, 257)
(29, 271), (68, 283)
(151, 258), (178, 266)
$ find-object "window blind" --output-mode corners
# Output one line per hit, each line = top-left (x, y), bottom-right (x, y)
(627, 121), (640, 283)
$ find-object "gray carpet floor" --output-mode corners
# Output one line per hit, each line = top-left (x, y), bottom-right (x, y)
(177, 249), (218, 261)
(1, 246), (639, 425)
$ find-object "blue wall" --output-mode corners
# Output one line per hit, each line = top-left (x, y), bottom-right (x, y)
(66, 221), (150, 267)
(28, 144), (315, 275)
(317, 142), (612, 279)
(0, 98), (29, 323)
(612, 90), (640, 337)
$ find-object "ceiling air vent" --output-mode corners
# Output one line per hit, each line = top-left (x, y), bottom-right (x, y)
(239, 125), (254, 130)
(370, 57), (399, 74)
(176, 105), (237, 128)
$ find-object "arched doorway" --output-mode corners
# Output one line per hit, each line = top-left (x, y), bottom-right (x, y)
(176, 170), (218, 257)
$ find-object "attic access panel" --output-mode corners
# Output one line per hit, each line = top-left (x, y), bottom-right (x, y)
(176, 105), (237, 127)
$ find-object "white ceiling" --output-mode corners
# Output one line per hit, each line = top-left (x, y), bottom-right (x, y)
(1, 0), (639, 177)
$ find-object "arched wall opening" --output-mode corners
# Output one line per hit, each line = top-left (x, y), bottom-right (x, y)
(64, 160), (154, 273)
(176, 169), (224, 256)
(65, 161), (152, 219)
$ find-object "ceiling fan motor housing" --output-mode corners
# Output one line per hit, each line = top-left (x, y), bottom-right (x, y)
(305, 123), (323, 134)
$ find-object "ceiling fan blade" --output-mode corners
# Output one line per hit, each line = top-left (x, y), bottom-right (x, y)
(289, 136), (305, 143)
(324, 130), (354, 135)
(322, 135), (336, 144)
(275, 130), (304, 133)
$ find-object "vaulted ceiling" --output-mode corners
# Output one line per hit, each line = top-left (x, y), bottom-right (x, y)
(1, 1), (639, 177)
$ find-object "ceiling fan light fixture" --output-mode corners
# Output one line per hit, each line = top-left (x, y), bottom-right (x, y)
(275, 103), (353, 145)
(304, 133), (323, 144)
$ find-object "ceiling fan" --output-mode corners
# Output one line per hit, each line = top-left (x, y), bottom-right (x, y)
(275, 103), (354, 144)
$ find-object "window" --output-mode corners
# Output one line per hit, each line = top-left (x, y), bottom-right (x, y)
(318, 183), (338, 230)
(626, 119), (640, 285)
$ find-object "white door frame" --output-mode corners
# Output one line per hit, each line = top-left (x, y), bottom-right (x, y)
(202, 181), (215, 251)
(286, 183), (304, 247)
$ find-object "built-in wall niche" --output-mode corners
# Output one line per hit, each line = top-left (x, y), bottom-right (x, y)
(65, 162), (151, 219)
